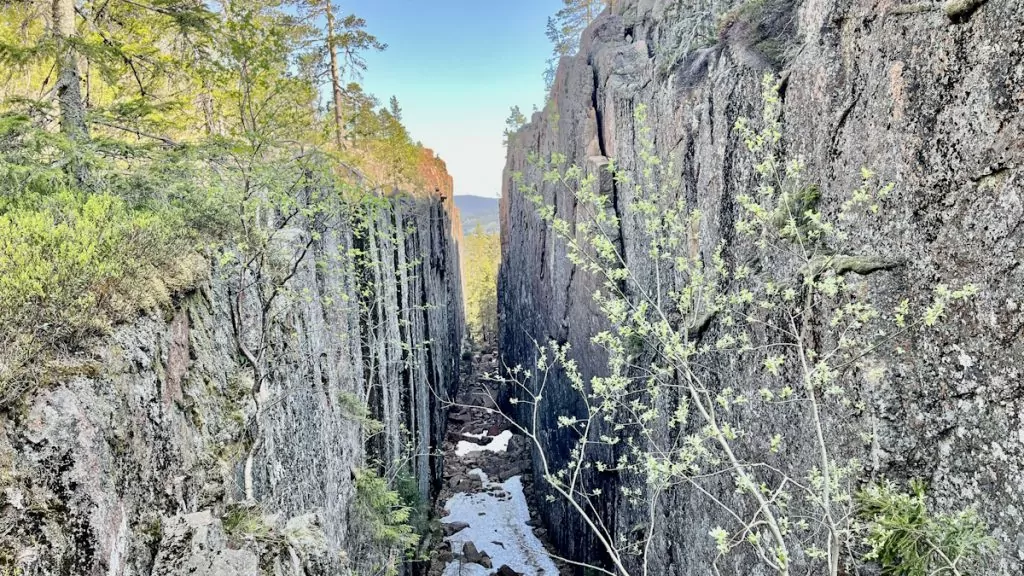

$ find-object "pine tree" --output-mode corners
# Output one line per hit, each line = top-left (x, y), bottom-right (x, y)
(544, 0), (612, 90)
(299, 1), (386, 150)
(51, 0), (86, 141)
(389, 95), (402, 121)
(464, 226), (500, 345)
(502, 105), (527, 147)
(1, 0), (213, 144)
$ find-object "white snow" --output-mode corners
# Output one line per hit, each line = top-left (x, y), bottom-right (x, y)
(441, 475), (559, 576)
(462, 431), (490, 440)
(466, 468), (490, 484)
(441, 563), (491, 576)
(454, 429), (514, 457)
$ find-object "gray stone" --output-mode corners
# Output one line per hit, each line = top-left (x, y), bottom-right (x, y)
(0, 192), (464, 575)
(500, 0), (1024, 574)
(152, 511), (258, 576)
(463, 541), (492, 568)
(442, 521), (470, 536)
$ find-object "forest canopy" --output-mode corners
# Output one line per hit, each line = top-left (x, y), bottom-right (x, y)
(463, 225), (499, 346)
(0, 0), (442, 401)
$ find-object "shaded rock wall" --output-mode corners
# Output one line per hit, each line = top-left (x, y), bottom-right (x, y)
(499, 0), (1023, 573)
(0, 192), (464, 574)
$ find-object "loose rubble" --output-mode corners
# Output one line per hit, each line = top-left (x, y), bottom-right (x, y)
(427, 350), (566, 576)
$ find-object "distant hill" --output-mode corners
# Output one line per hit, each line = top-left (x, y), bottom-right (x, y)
(455, 195), (500, 235)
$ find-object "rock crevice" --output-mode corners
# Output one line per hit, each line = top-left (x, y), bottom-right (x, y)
(0, 192), (464, 575)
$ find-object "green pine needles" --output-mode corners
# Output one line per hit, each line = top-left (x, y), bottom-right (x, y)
(348, 467), (420, 576)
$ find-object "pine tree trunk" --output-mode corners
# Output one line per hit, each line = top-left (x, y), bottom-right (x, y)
(52, 0), (87, 141)
(325, 0), (346, 150)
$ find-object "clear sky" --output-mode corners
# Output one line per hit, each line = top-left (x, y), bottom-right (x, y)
(341, 1), (560, 198)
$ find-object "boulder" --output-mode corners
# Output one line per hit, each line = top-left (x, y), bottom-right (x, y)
(151, 511), (258, 576)
(442, 521), (470, 536)
(462, 541), (492, 568)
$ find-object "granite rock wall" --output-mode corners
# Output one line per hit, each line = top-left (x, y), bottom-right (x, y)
(0, 191), (464, 575)
(499, 0), (1023, 573)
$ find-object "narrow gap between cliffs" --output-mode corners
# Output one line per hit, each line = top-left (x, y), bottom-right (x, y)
(424, 347), (568, 576)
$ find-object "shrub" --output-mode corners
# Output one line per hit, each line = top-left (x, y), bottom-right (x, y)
(0, 191), (175, 340)
(393, 469), (429, 537)
(0, 187), (195, 403)
(0, 120), (213, 403)
(223, 503), (275, 542)
(353, 468), (418, 550)
(346, 468), (419, 576)
(338, 391), (385, 438)
(858, 480), (997, 576)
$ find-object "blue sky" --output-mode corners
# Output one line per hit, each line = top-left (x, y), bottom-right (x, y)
(341, 1), (561, 198)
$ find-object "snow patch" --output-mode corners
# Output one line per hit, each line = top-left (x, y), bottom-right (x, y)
(441, 563), (491, 576)
(455, 429), (513, 456)
(467, 468), (490, 484)
(441, 475), (557, 576)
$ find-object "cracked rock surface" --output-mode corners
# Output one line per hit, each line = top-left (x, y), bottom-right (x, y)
(500, 0), (1023, 574)
(0, 194), (464, 575)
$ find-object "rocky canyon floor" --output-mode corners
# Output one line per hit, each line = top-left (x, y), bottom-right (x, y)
(427, 350), (568, 576)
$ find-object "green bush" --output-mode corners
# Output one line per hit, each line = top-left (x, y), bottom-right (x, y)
(222, 503), (275, 542)
(393, 469), (429, 537)
(0, 187), (198, 403)
(0, 119), (217, 403)
(347, 467), (419, 575)
(858, 480), (997, 575)
(0, 128), (212, 403)
(0, 114), (76, 201)
(354, 468), (418, 550)
(0, 189), (186, 340)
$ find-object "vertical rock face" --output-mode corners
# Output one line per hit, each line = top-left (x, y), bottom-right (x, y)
(418, 147), (464, 249)
(0, 191), (463, 574)
(500, 0), (1022, 574)
(419, 148), (466, 294)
